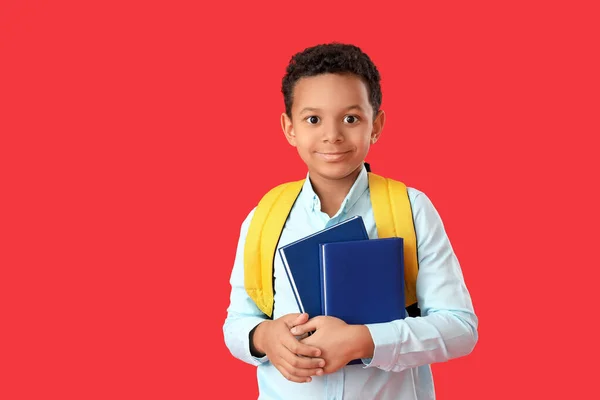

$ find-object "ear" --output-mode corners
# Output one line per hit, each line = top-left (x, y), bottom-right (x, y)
(370, 110), (386, 144)
(281, 112), (297, 146)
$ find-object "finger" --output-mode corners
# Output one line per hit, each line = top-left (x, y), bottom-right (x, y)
(284, 335), (322, 358)
(293, 331), (310, 340)
(278, 357), (324, 382)
(290, 319), (319, 336)
(285, 312), (309, 329)
(273, 362), (312, 383)
(283, 352), (326, 370)
(278, 342), (325, 369)
(293, 312), (309, 326)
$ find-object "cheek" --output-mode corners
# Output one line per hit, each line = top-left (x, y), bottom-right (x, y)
(353, 133), (371, 151)
(294, 135), (315, 151)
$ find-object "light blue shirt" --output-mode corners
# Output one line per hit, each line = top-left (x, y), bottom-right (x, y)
(223, 165), (478, 400)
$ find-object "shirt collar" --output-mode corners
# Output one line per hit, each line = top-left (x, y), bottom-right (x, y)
(299, 163), (369, 214)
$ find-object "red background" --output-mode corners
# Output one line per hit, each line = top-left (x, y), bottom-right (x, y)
(1, 1), (598, 398)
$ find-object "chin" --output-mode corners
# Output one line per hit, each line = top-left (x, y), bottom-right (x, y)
(313, 162), (363, 181)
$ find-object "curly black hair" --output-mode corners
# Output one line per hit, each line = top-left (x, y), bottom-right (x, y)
(281, 43), (382, 120)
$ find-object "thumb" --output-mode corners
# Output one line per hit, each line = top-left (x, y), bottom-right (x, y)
(285, 312), (309, 328)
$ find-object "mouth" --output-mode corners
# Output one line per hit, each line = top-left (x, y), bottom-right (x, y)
(315, 150), (351, 161)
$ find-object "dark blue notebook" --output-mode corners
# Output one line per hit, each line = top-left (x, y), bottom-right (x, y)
(278, 216), (369, 318)
(319, 237), (406, 365)
(319, 237), (406, 325)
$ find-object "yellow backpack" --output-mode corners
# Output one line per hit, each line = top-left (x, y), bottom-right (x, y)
(243, 171), (420, 319)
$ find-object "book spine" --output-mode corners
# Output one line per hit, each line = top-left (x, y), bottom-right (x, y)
(319, 244), (327, 316)
(279, 249), (305, 314)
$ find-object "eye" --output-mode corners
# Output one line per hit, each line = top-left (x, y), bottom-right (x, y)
(305, 116), (320, 124)
(344, 115), (360, 124)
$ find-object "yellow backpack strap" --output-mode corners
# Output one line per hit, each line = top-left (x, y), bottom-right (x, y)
(368, 172), (419, 310)
(244, 179), (305, 317)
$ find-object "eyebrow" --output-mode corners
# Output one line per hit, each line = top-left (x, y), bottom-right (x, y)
(298, 105), (366, 115)
(344, 105), (366, 113)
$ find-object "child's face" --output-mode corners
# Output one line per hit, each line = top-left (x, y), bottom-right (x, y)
(281, 73), (384, 185)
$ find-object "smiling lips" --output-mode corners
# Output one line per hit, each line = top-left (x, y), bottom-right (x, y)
(316, 150), (351, 161)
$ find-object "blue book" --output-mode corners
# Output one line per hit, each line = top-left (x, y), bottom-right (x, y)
(319, 237), (406, 324)
(318, 237), (406, 365)
(278, 216), (369, 318)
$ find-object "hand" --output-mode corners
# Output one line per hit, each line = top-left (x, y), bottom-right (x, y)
(252, 313), (326, 383)
(292, 316), (374, 375)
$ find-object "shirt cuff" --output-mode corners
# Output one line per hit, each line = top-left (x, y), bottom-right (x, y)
(361, 322), (400, 371)
(236, 317), (270, 366)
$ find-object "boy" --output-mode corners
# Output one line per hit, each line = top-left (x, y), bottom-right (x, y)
(223, 43), (477, 399)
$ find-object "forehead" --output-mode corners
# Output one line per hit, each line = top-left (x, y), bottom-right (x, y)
(291, 73), (371, 114)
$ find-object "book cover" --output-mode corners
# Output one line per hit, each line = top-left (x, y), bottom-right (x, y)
(278, 216), (369, 318)
(319, 237), (406, 325)
(319, 237), (406, 365)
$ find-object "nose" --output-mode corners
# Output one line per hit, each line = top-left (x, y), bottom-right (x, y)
(321, 120), (344, 143)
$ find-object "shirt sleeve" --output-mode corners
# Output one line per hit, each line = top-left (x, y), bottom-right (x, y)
(362, 190), (478, 372)
(222, 207), (270, 366)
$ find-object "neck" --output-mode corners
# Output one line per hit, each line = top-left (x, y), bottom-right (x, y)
(309, 166), (362, 217)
